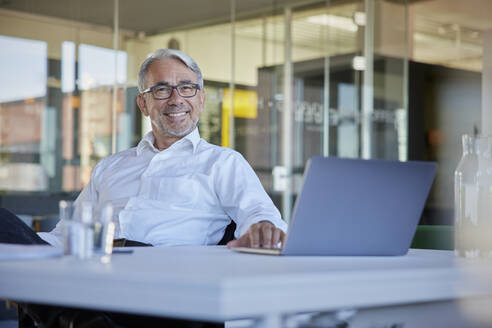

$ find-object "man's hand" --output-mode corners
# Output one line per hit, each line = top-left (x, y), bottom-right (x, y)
(227, 221), (286, 249)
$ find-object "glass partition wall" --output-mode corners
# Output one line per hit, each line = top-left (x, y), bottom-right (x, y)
(0, 0), (408, 219)
(139, 0), (409, 220)
(1, 0), (488, 224)
(0, 6), (131, 195)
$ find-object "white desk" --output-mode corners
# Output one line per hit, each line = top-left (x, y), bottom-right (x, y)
(1, 246), (492, 327)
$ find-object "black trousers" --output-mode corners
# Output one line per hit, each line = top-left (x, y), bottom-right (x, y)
(0, 208), (49, 245)
(0, 208), (223, 328)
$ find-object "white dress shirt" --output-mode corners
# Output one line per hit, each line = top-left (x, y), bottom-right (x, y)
(39, 128), (286, 247)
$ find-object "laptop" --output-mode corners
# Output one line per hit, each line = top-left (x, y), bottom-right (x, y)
(232, 156), (437, 256)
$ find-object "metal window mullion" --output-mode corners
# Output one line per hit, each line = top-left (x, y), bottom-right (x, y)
(229, 0), (236, 150)
(282, 7), (293, 223)
(402, 0), (409, 161)
(111, 0), (119, 154)
(322, 0), (331, 157)
(362, 0), (374, 159)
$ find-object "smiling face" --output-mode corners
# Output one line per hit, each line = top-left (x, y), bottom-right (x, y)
(137, 58), (205, 149)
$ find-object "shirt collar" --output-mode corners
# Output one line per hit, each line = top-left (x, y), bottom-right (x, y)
(136, 128), (201, 155)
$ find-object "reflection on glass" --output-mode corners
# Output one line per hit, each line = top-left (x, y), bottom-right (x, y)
(62, 41), (75, 93)
(0, 35), (47, 103)
(0, 35), (48, 191)
(78, 44), (127, 90)
(77, 44), (128, 186)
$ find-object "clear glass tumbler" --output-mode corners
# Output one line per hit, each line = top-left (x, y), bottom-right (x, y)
(93, 203), (115, 264)
(60, 200), (76, 256)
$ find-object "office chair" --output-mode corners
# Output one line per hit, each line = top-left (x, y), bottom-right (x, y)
(217, 221), (236, 245)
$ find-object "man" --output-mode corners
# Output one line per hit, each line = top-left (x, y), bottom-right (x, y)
(36, 48), (287, 250)
(1, 49), (287, 328)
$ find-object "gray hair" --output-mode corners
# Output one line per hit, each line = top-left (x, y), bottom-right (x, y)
(137, 49), (204, 93)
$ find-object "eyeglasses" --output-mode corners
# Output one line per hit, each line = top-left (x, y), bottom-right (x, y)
(141, 83), (200, 100)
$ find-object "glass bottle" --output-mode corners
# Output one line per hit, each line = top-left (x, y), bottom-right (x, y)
(454, 134), (478, 257)
(475, 136), (492, 257)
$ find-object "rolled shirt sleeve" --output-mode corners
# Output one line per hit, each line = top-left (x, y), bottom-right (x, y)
(214, 151), (287, 238)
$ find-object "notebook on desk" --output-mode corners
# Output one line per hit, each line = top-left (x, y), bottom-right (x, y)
(231, 156), (437, 256)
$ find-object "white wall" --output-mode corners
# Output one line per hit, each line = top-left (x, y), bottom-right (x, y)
(482, 30), (492, 135)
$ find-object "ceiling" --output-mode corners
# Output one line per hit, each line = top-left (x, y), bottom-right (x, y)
(2, 0), (491, 71)
(413, 0), (492, 31)
(0, 0), (442, 36)
(0, 0), (326, 35)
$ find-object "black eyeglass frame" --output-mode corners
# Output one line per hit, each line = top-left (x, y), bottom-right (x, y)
(141, 83), (201, 100)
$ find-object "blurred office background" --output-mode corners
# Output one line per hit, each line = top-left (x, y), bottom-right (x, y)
(0, 0), (489, 227)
